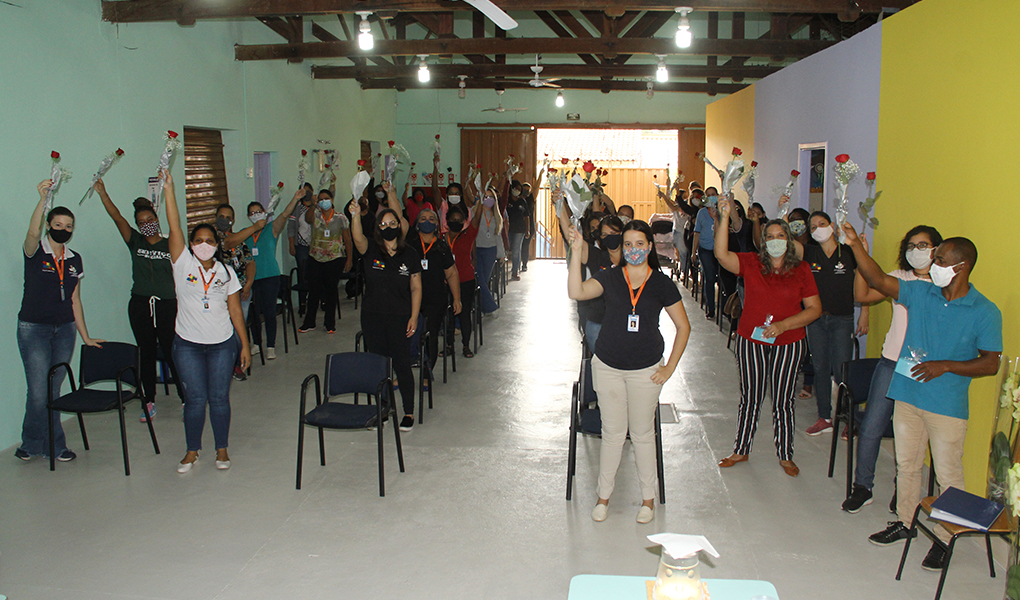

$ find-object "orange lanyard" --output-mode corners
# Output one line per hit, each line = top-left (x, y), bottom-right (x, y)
(54, 247), (67, 301)
(321, 209), (335, 224)
(446, 233), (461, 248)
(623, 266), (651, 315)
(252, 229), (263, 246)
(484, 212), (492, 229)
(197, 265), (216, 297)
(421, 236), (436, 257)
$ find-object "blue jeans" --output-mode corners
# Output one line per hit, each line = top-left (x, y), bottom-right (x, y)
(584, 320), (602, 354)
(295, 243), (310, 308)
(250, 277), (280, 347)
(475, 245), (498, 314)
(697, 247), (718, 315)
(805, 314), (856, 420)
(172, 334), (239, 452)
(854, 357), (896, 490)
(510, 233), (525, 277)
(17, 320), (76, 456)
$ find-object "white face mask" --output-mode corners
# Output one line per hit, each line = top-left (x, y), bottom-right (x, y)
(811, 225), (833, 243)
(448, 194), (461, 205)
(765, 238), (788, 258)
(929, 262), (962, 288)
(619, 216), (632, 225)
(906, 247), (933, 270)
(249, 211), (267, 224)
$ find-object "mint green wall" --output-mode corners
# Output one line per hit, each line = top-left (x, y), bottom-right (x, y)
(394, 88), (713, 180)
(0, 1), (396, 450)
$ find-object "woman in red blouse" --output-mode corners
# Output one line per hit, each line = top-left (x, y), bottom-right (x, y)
(714, 197), (821, 477)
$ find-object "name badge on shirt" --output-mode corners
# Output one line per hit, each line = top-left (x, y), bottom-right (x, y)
(323, 229), (331, 238)
(627, 314), (640, 332)
(202, 295), (211, 313)
(251, 248), (259, 256)
(421, 259), (429, 271)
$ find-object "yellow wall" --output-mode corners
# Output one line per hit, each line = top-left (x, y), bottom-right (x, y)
(704, 85), (755, 200)
(876, 0), (1020, 492)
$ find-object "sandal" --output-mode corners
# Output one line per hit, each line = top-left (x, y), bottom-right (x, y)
(797, 386), (813, 400)
(463, 348), (475, 358)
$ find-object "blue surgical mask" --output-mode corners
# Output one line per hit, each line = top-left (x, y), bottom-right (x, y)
(418, 220), (437, 234)
(706, 195), (719, 207)
(765, 239), (788, 258)
(318, 199), (333, 211)
(624, 247), (650, 265)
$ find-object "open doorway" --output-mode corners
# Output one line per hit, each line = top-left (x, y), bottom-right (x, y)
(797, 142), (828, 214)
(534, 128), (695, 259)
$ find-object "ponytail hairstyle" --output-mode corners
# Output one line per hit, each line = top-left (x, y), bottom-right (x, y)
(133, 197), (157, 223)
(620, 219), (661, 270)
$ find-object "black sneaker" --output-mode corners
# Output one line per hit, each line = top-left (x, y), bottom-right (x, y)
(14, 448), (31, 461)
(921, 543), (947, 571)
(869, 521), (916, 546)
(56, 449), (77, 462)
(842, 484), (874, 513)
(399, 416), (414, 432)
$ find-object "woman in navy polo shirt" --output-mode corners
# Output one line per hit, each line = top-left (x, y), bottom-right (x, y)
(15, 180), (104, 462)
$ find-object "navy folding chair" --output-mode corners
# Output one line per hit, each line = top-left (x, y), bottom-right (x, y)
(296, 352), (404, 496)
(828, 358), (881, 497)
(408, 314), (435, 424)
(47, 342), (158, 475)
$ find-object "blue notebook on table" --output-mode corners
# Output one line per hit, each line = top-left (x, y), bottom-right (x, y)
(929, 486), (1004, 531)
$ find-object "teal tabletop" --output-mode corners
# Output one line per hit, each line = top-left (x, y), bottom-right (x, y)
(567, 574), (779, 600)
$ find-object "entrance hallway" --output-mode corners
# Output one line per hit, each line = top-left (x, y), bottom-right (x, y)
(0, 260), (1004, 600)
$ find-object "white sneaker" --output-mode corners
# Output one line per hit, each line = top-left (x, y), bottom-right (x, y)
(636, 505), (654, 524)
(266, 347), (276, 360)
(251, 344), (260, 355)
(591, 503), (609, 522)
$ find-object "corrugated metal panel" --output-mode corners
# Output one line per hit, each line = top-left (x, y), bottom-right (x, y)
(183, 127), (228, 231)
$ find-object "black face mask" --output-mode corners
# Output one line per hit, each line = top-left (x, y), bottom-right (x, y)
(215, 216), (233, 232)
(602, 234), (622, 250)
(380, 227), (400, 241)
(303, 190), (313, 203)
(448, 221), (464, 233)
(49, 228), (72, 244)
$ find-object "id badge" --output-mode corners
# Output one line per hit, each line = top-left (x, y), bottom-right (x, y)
(751, 326), (777, 344)
(627, 314), (640, 332)
(421, 259), (429, 271)
(251, 247), (259, 256)
(202, 295), (212, 313)
(232, 257), (240, 268)
(323, 229), (331, 238)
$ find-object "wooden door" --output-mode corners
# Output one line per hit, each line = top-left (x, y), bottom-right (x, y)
(459, 128), (537, 192)
(679, 128), (706, 189)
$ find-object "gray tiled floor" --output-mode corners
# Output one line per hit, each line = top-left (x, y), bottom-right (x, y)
(0, 261), (1006, 600)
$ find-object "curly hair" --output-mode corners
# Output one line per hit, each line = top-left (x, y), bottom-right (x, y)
(757, 219), (801, 275)
(897, 225), (943, 272)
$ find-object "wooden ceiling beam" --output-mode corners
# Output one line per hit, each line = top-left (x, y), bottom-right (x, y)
(312, 63), (781, 80)
(103, 1), (914, 22)
(355, 77), (748, 94)
(533, 11), (599, 67)
(236, 36), (835, 61)
(552, 10), (601, 66)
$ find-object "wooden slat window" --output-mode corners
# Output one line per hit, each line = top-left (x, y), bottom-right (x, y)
(183, 127), (229, 231)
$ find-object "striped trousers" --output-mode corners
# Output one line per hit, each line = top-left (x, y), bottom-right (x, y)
(733, 336), (805, 460)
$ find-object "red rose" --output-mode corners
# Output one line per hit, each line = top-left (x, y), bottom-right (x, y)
(544, 153), (549, 157)
(116, 148), (124, 156)
(435, 134), (440, 139)
(561, 158), (569, 165)
(582, 161), (596, 173)
(791, 170), (800, 177)
(277, 182), (284, 188)
(411, 162), (416, 167)
(357, 159), (366, 166)
(301, 149), (307, 156)
(168, 131), (178, 138)
(866, 172), (876, 181)
(519, 162), (525, 168)
(653, 174), (657, 179)
(732, 147), (742, 156)
(835, 154), (849, 163)
(549, 168), (557, 173)
(51, 151), (60, 159)
(388, 140), (395, 147)
(750, 161), (758, 167)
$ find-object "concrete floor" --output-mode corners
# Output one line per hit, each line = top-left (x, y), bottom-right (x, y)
(0, 260), (1007, 600)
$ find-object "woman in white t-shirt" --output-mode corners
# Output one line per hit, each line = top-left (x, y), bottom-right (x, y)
(162, 170), (251, 474)
(840, 225), (942, 512)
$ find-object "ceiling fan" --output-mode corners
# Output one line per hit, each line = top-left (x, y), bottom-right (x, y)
(527, 55), (561, 88)
(462, 0), (517, 30)
(481, 90), (527, 113)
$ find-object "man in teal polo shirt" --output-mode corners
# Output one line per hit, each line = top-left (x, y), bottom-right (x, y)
(842, 224), (1002, 572)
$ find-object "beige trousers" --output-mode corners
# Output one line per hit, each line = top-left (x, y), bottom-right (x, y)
(591, 356), (663, 501)
(893, 401), (968, 542)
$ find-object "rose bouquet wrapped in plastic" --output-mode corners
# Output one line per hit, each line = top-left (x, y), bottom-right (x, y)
(43, 151), (72, 217)
(832, 153), (860, 233)
(80, 148), (124, 205)
(153, 131), (180, 212)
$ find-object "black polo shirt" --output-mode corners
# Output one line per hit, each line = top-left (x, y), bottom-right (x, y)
(362, 243), (422, 317)
(803, 243), (857, 316)
(408, 233), (455, 308)
(592, 267), (682, 370)
(20, 239), (84, 325)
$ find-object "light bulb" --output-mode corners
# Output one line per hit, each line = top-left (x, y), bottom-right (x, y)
(418, 56), (430, 83)
(358, 13), (374, 51)
(675, 7), (693, 49)
(555, 91), (564, 107)
(656, 60), (668, 83)
(647, 81), (654, 99)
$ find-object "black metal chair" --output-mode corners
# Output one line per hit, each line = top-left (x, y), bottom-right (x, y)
(47, 342), (159, 475)
(896, 491), (1013, 600)
(565, 356), (666, 504)
(827, 358), (881, 497)
(296, 352), (404, 496)
(474, 284), (483, 352)
(277, 273), (297, 351)
(439, 298), (458, 382)
(155, 345), (177, 397)
(408, 314), (434, 424)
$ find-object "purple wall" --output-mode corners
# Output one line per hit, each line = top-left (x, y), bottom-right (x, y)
(753, 23), (882, 232)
